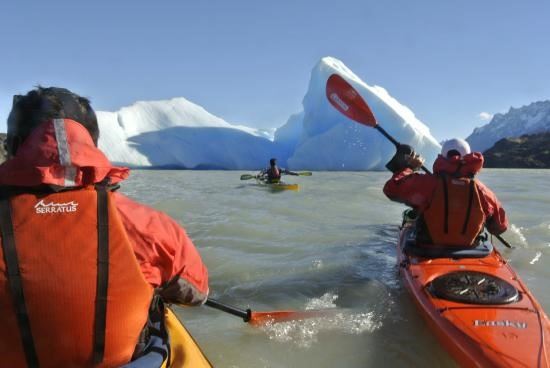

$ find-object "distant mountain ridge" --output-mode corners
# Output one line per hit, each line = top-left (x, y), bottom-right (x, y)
(484, 132), (550, 168)
(466, 100), (550, 152)
(0, 133), (5, 162)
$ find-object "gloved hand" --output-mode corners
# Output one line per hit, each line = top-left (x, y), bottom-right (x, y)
(385, 144), (424, 173)
(406, 152), (425, 171)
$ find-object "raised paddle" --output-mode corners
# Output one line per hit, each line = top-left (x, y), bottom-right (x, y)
(297, 171), (312, 176)
(325, 73), (514, 249)
(326, 73), (430, 173)
(205, 298), (330, 326)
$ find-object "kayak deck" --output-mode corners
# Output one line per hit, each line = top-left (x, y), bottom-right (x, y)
(165, 307), (212, 368)
(398, 222), (550, 367)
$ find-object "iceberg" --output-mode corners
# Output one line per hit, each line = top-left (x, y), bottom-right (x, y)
(97, 98), (280, 169)
(278, 57), (441, 170)
(93, 57), (441, 171)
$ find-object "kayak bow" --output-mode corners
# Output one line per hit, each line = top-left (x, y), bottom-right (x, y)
(397, 214), (550, 367)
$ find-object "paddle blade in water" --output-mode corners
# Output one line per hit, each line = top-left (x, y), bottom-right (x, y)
(326, 74), (377, 127)
(249, 310), (332, 326)
(240, 174), (256, 180)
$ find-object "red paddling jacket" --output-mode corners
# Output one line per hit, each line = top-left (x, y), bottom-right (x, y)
(0, 119), (209, 367)
(383, 153), (508, 247)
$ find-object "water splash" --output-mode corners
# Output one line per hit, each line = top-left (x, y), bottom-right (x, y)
(530, 251), (542, 265)
(310, 259), (323, 270)
(260, 310), (382, 348)
(259, 293), (383, 348)
(510, 224), (528, 246)
(305, 292), (338, 310)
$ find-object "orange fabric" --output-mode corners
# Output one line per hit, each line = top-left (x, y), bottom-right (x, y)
(113, 193), (209, 295)
(422, 176), (485, 247)
(0, 118), (209, 300)
(383, 153), (508, 236)
(0, 188), (153, 367)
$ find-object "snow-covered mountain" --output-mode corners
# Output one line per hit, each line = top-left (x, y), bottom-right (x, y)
(275, 57), (441, 170)
(466, 101), (550, 152)
(97, 98), (281, 169)
(96, 56), (441, 170)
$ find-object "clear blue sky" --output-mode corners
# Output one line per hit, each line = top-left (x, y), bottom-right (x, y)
(1, 0), (549, 140)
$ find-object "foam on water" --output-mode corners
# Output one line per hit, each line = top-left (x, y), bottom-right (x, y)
(260, 293), (383, 348)
(509, 224), (528, 246)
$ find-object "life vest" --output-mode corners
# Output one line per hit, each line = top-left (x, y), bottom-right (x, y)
(266, 167), (281, 182)
(421, 175), (485, 247)
(0, 185), (154, 367)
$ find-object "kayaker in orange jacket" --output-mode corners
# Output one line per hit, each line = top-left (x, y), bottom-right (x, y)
(259, 158), (299, 183)
(383, 138), (508, 247)
(0, 87), (209, 367)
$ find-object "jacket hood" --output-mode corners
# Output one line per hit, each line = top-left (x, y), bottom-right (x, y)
(433, 152), (484, 177)
(0, 119), (129, 187)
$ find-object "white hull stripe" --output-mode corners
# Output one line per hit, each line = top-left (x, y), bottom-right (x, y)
(53, 119), (76, 186)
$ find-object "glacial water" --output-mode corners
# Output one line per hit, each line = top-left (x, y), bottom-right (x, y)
(121, 169), (550, 368)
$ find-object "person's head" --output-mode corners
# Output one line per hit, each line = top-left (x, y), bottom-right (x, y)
(269, 158), (277, 166)
(6, 86), (98, 157)
(441, 138), (471, 159)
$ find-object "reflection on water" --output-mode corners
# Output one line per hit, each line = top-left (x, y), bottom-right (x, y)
(122, 169), (548, 368)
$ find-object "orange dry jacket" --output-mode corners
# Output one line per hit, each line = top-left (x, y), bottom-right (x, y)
(0, 118), (208, 367)
(0, 187), (153, 367)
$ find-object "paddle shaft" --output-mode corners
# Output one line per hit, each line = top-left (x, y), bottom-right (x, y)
(375, 125), (431, 174)
(495, 233), (513, 248)
(205, 298), (251, 322)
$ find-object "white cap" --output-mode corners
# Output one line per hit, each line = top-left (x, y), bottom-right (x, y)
(441, 138), (471, 157)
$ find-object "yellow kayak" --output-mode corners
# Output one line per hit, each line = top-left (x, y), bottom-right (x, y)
(256, 179), (299, 191)
(163, 307), (212, 368)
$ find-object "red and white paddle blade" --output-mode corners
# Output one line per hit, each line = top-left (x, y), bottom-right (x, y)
(326, 74), (377, 127)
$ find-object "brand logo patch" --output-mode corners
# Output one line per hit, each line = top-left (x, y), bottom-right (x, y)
(35, 199), (78, 214)
(329, 93), (349, 111)
(473, 320), (527, 329)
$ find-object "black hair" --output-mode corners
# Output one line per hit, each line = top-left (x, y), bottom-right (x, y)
(6, 86), (99, 156)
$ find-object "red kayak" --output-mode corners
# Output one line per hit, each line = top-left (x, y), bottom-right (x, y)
(398, 212), (550, 367)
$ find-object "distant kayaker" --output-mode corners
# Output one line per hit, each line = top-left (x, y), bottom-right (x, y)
(260, 158), (299, 183)
(0, 87), (209, 367)
(383, 138), (508, 247)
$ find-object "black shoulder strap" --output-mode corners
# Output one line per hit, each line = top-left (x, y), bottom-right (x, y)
(461, 179), (476, 234)
(0, 197), (40, 368)
(93, 184), (110, 364)
(441, 175), (449, 234)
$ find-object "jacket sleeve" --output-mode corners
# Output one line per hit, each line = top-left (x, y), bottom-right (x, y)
(383, 168), (436, 211)
(113, 193), (209, 306)
(476, 181), (508, 235)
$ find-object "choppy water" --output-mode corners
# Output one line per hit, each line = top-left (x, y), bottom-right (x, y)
(122, 169), (550, 368)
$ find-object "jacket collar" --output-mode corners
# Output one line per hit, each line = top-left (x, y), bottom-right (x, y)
(433, 152), (484, 177)
(0, 119), (129, 187)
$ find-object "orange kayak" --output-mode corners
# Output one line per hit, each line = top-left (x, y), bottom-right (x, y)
(398, 214), (550, 367)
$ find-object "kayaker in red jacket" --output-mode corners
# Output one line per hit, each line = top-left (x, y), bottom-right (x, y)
(0, 87), (208, 367)
(260, 158), (299, 183)
(383, 138), (508, 247)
